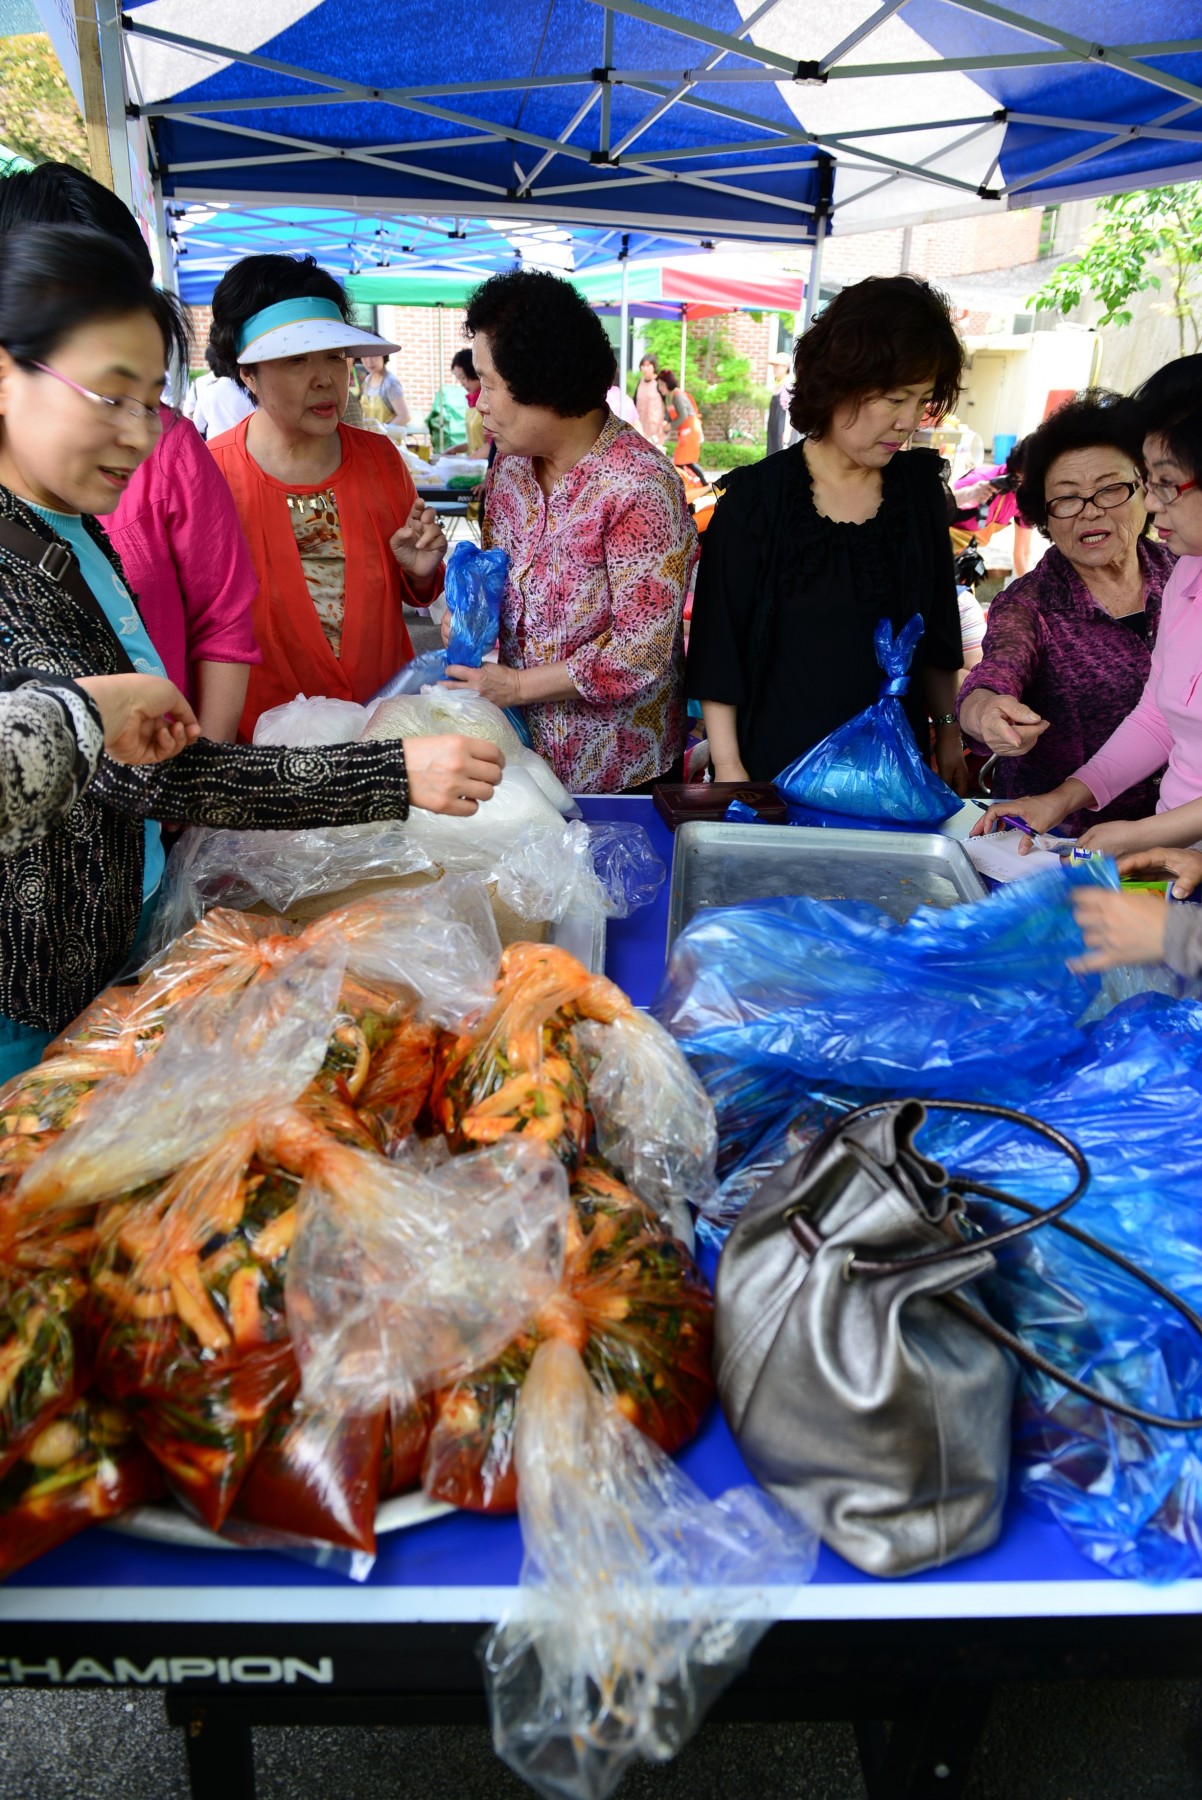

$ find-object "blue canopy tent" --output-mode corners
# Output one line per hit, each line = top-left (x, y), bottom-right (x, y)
(89, 0), (1202, 334)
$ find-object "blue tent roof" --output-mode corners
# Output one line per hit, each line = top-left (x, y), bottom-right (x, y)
(124, 0), (1202, 271)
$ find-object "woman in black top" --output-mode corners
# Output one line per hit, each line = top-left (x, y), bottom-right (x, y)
(686, 275), (969, 792)
(0, 226), (503, 1052)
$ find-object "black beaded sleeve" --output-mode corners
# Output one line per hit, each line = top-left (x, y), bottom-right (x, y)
(92, 736), (409, 832)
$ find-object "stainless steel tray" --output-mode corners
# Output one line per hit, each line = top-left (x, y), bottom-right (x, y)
(667, 822), (988, 946)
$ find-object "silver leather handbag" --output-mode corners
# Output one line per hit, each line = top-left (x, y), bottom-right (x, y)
(714, 1098), (1091, 1577)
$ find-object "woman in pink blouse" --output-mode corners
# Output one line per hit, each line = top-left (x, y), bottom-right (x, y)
(441, 271), (697, 794)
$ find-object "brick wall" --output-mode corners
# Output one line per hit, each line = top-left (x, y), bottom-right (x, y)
(822, 209), (1044, 290)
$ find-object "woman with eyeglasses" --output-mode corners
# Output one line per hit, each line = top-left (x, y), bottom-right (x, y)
(973, 361), (1202, 856)
(959, 391), (1173, 836)
(0, 225), (502, 1079)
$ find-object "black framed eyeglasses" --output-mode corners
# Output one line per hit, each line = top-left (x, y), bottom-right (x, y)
(1045, 480), (1142, 521)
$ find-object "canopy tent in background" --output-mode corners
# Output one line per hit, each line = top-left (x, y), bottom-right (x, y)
(110, 0), (1202, 272)
(167, 200), (726, 304)
(577, 250), (803, 318)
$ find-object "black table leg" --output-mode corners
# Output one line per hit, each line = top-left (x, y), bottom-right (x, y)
(855, 1684), (993, 1800)
(173, 1699), (257, 1800)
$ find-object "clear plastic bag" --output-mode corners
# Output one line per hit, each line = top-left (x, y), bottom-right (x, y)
(654, 859), (1121, 1097)
(494, 821), (666, 925)
(0, 1392), (164, 1581)
(431, 943), (628, 1173)
(577, 1011), (717, 1237)
(774, 615), (960, 827)
(363, 687), (576, 820)
(252, 693), (369, 747)
(422, 1159), (716, 1514)
(18, 946), (345, 1216)
(482, 1339), (817, 1800)
(285, 1136), (570, 1419)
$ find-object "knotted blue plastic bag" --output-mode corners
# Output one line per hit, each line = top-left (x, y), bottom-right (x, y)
(774, 614), (959, 826)
(653, 858), (1119, 1097)
(370, 543), (531, 743)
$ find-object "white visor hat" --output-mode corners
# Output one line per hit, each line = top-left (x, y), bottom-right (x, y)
(235, 296), (400, 363)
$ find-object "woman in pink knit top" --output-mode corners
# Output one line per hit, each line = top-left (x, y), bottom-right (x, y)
(975, 358), (1202, 861)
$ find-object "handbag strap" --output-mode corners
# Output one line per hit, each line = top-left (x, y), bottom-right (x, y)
(794, 1096), (1202, 1432)
(793, 1097), (1090, 1276)
(942, 1179), (1202, 1430)
(0, 515), (137, 676)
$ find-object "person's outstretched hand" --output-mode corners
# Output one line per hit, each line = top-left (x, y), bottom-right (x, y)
(1117, 847), (1202, 899)
(390, 498), (447, 588)
(959, 689), (1050, 758)
(403, 734), (504, 815)
(1069, 888), (1167, 973)
(77, 674), (200, 765)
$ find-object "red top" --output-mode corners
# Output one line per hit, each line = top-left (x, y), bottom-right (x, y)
(208, 420), (432, 739)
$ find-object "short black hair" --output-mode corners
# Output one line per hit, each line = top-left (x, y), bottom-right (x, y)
(209, 253), (351, 393)
(451, 347), (476, 380)
(1016, 389), (1145, 535)
(0, 162), (153, 278)
(1132, 356), (1202, 484)
(464, 269), (611, 418)
(790, 274), (963, 437)
(0, 224), (189, 386)
(639, 352), (658, 371)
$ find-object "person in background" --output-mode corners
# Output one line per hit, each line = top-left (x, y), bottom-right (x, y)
(656, 368), (705, 483)
(634, 352), (664, 445)
(973, 357), (1202, 857)
(185, 342), (255, 440)
(0, 225), (502, 1076)
(765, 352), (798, 457)
(0, 162), (261, 742)
(0, 671), (198, 856)
(960, 391), (1173, 835)
(605, 357), (640, 429)
(207, 254), (445, 738)
(443, 269), (697, 794)
(950, 435), (1034, 578)
(687, 275), (968, 791)
(447, 348), (487, 456)
(359, 350), (410, 427)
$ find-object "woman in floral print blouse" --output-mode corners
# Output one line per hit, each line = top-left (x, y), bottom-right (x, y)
(441, 271), (698, 795)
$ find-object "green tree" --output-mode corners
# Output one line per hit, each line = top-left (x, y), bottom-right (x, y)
(0, 33), (89, 171)
(636, 317), (767, 410)
(1028, 182), (1202, 358)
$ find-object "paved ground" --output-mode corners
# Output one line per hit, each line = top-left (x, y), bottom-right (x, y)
(4, 1678), (1202, 1798)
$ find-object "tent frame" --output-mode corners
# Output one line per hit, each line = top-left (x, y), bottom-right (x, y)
(98, 0), (1202, 300)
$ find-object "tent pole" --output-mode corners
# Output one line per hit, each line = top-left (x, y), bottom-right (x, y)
(618, 236), (630, 397)
(93, 0), (134, 206)
(436, 307), (445, 454)
(803, 214), (826, 330)
(680, 313), (687, 382)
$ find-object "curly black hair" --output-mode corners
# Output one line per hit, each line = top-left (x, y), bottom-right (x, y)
(1131, 355), (1202, 484)
(1016, 389), (1146, 536)
(463, 269), (611, 417)
(209, 253), (352, 394)
(790, 274), (963, 437)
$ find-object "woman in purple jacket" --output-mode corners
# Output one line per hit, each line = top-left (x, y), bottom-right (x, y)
(957, 391), (1174, 835)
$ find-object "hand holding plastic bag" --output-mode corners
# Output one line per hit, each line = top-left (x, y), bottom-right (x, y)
(775, 615), (959, 826)
(483, 1339), (817, 1800)
(371, 543), (508, 696)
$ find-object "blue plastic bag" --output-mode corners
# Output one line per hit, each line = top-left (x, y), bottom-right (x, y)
(654, 859), (1120, 1097)
(774, 614), (960, 826)
(912, 996), (1202, 1581)
(369, 544), (532, 745)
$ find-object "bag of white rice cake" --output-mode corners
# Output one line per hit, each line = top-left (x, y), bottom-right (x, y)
(362, 689), (577, 819)
(253, 693), (369, 747)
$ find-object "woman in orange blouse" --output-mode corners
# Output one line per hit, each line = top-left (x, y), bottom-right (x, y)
(207, 255), (444, 739)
